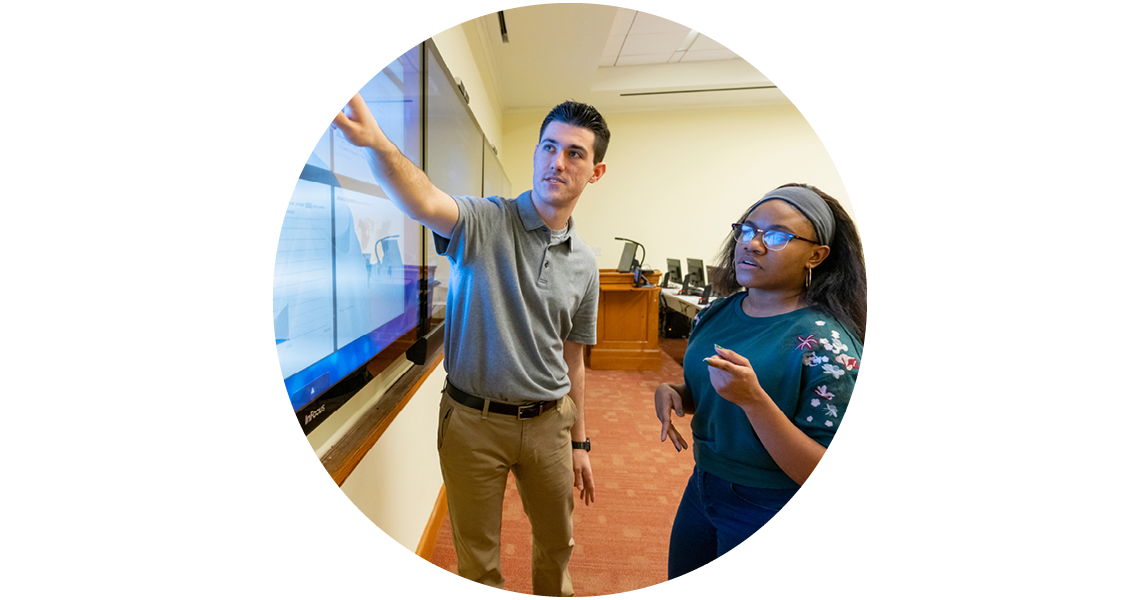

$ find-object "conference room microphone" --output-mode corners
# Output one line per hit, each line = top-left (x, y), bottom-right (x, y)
(613, 237), (645, 270)
(615, 237), (653, 287)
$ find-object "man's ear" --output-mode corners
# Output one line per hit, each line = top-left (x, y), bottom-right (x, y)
(589, 162), (607, 183)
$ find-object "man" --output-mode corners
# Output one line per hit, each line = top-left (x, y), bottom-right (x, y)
(332, 93), (609, 596)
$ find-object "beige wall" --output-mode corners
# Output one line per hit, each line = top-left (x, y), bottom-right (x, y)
(502, 105), (850, 275)
(304, 354), (445, 553)
(338, 366), (447, 552)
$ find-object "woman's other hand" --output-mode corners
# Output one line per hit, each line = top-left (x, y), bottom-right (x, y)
(654, 383), (689, 452)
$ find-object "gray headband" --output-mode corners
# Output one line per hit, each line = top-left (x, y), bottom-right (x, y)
(747, 186), (834, 246)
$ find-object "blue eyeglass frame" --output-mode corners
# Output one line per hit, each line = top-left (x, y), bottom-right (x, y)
(730, 222), (819, 250)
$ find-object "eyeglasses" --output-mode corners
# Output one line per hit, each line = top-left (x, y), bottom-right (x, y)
(730, 222), (818, 251)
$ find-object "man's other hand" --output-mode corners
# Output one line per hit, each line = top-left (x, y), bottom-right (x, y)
(573, 449), (595, 506)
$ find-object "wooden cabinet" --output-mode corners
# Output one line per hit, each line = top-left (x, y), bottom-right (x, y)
(587, 269), (661, 371)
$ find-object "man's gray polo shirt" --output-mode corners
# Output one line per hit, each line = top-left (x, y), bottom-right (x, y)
(433, 191), (599, 402)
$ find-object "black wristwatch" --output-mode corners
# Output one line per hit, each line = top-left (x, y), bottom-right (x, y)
(572, 438), (591, 452)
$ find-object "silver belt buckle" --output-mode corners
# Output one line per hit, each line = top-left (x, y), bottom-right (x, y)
(516, 403), (542, 420)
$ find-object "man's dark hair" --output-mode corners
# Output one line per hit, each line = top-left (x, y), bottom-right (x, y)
(539, 100), (611, 164)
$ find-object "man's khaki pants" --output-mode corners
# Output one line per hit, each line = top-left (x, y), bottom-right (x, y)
(437, 386), (578, 597)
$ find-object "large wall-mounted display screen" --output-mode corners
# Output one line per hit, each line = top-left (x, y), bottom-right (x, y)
(274, 46), (423, 416)
(422, 46), (486, 328)
(273, 41), (512, 431)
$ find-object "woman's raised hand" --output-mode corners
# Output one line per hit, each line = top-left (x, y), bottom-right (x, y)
(704, 345), (767, 409)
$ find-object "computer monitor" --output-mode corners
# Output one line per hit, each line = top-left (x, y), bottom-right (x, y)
(666, 258), (682, 284)
(706, 265), (726, 296)
(686, 258), (706, 290)
(617, 241), (638, 272)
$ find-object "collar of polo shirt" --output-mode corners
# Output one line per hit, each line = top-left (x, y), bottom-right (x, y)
(518, 191), (576, 250)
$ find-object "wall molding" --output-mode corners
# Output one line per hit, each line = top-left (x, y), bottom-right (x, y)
(415, 485), (448, 560)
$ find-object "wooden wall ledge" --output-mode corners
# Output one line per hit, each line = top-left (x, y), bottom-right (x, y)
(321, 343), (444, 487)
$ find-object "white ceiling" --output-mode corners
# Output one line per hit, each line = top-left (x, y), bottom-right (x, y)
(599, 8), (740, 66)
(463, 4), (788, 114)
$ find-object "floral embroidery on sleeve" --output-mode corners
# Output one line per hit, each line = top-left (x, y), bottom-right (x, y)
(806, 385), (842, 427)
(795, 334), (818, 350)
(821, 364), (846, 379)
(801, 329), (853, 379)
(802, 326), (857, 429)
(802, 352), (829, 367)
(820, 333), (849, 356)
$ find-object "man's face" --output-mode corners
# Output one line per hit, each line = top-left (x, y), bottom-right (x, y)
(531, 121), (606, 211)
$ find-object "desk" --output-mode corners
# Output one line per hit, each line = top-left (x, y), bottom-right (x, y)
(588, 269), (661, 371)
(660, 287), (711, 320)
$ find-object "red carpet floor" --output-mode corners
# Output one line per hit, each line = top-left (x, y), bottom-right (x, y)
(428, 343), (695, 596)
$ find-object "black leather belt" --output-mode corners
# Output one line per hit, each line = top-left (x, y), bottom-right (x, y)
(446, 380), (558, 420)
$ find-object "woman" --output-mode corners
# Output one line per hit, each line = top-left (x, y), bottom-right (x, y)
(655, 183), (866, 578)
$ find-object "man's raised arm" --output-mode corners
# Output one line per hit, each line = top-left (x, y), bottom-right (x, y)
(331, 93), (459, 238)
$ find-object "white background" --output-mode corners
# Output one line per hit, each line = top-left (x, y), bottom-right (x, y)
(3, 0), (1137, 597)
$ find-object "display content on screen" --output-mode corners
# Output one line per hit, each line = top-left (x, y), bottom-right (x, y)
(273, 46), (423, 415)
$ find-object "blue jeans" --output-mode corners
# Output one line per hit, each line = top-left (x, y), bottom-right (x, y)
(667, 466), (798, 579)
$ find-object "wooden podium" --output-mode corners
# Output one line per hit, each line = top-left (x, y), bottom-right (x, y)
(587, 269), (661, 371)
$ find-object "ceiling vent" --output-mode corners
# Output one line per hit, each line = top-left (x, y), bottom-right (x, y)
(620, 85), (777, 97)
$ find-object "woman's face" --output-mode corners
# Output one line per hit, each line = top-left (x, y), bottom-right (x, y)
(734, 200), (829, 292)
